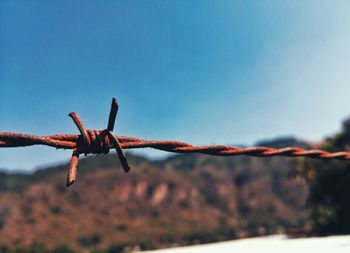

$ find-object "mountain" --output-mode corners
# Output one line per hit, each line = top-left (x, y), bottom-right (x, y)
(0, 137), (309, 252)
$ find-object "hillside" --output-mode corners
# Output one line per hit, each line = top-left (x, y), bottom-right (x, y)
(0, 137), (309, 252)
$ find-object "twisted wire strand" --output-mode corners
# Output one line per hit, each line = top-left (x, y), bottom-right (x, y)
(1, 132), (350, 159)
(1, 98), (349, 187)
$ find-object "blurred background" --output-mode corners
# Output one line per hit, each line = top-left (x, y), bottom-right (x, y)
(1, 1), (350, 252)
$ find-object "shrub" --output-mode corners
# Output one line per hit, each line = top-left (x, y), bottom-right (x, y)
(78, 234), (102, 247)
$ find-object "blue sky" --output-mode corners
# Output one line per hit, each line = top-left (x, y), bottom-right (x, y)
(1, 1), (350, 170)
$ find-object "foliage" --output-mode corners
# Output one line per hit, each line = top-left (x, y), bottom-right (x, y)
(304, 117), (350, 234)
(78, 234), (102, 247)
(0, 245), (75, 253)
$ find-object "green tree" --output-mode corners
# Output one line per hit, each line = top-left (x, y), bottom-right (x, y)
(305, 117), (350, 234)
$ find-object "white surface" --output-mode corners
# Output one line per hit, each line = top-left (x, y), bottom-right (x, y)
(138, 235), (350, 253)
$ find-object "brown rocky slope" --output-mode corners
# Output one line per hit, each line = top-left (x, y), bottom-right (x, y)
(0, 137), (309, 252)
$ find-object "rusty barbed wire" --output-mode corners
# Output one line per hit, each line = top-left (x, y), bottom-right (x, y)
(1, 98), (350, 187)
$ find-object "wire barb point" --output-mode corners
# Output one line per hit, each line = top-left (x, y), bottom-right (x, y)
(107, 97), (119, 132)
(65, 98), (130, 185)
(66, 149), (79, 187)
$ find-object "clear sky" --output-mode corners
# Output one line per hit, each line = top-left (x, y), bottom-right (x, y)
(1, 1), (350, 171)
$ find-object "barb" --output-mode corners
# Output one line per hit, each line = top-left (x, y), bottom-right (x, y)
(1, 98), (350, 187)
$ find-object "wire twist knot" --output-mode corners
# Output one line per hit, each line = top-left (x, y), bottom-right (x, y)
(74, 129), (110, 155)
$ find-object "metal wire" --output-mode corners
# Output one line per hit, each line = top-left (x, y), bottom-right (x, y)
(1, 98), (349, 187)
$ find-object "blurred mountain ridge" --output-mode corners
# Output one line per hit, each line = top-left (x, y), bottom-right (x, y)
(0, 136), (310, 252)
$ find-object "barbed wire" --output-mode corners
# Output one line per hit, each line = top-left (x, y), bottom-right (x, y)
(1, 98), (349, 187)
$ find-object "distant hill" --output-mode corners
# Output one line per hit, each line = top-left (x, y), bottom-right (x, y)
(0, 137), (309, 252)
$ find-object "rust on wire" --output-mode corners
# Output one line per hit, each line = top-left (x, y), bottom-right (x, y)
(1, 98), (350, 187)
